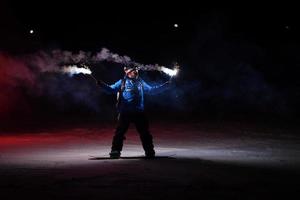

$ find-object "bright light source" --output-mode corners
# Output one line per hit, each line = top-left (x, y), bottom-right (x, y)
(174, 24), (179, 28)
(61, 65), (92, 76)
(29, 30), (34, 34)
(160, 66), (179, 77)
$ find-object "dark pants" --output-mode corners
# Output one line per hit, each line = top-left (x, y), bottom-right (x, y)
(111, 111), (154, 153)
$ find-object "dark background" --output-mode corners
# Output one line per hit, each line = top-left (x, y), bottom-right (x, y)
(1, 1), (300, 124)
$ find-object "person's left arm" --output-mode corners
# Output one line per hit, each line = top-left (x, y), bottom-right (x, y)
(97, 79), (122, 94)
(142, 79), (171, 94)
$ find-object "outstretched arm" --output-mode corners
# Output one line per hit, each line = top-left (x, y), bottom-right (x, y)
(142, 80), (171, 94)
(97, 79), (122, 94)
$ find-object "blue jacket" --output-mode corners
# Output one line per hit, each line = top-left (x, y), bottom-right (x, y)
(100, 76), (169, 112)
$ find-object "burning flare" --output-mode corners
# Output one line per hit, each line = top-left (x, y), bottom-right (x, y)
(159, 63), (180, 77)
(61, 65), (91, 76)
(160, 66), (179, 77)
(135, 63), (180, 77)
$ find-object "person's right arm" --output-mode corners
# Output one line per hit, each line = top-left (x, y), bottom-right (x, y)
(97, 79), (122, 94)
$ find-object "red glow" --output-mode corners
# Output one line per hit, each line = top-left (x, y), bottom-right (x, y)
(0, 127), (113, 150)
(0, 53), (35, 118)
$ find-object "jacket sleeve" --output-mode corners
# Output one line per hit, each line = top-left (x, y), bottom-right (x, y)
(142, 80), (170, 94)
(98, 79), (122, 94)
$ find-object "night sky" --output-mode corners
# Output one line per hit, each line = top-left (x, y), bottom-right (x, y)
(1, 1), (300, 121)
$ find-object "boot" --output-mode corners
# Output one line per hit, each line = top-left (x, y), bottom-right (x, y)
(109, 150), (121, 159)
(145, 150), (155, 159)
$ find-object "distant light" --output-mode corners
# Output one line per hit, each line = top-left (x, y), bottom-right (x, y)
(285, 26), (290, 30)
(174, 24), (179, 28)
(29, 30), (34, 34)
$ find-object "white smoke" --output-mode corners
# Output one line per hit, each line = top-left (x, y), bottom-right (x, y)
(28, 48), (179, 77)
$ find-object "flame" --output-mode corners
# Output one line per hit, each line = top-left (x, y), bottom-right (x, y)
(160, 66), (179, 77)
(61, 65), (91, 76)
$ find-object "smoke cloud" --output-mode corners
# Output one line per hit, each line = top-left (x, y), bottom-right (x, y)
(0, 48), (178, 120)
